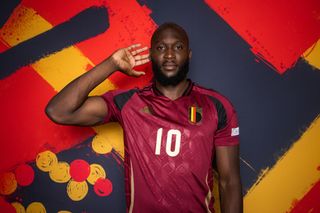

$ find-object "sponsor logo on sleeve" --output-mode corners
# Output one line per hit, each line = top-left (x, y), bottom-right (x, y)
(231, 127), (239, 136)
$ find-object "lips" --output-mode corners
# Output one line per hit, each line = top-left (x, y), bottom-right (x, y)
(162, 61), (178, 71)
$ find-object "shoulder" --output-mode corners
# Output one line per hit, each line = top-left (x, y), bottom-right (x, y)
(192, 83), (236, 112)
(101, 88), (138, 110)
(101, 83), (153, 110)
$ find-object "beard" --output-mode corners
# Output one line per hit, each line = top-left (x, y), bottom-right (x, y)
(151, 59), (189, 86)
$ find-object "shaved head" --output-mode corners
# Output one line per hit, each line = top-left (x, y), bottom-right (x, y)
(151, 22), (189, 48)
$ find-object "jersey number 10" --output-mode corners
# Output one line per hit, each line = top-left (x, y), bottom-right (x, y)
(155, 128), (181, 157)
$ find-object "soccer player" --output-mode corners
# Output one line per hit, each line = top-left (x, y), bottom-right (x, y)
(46, 22), (242, 213)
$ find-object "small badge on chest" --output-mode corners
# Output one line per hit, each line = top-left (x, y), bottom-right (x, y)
(188, 106), (202, 124)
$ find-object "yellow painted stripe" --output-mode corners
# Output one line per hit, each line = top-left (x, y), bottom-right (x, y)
(244, 115), (320, 213)
(0, 5), (52, 46)
(212, 170), (221, 213)
(302, 39), (320, 70)
(32, 46), (115, 94)
(0, 6), (123, 156)
(0, 5), (115, 94)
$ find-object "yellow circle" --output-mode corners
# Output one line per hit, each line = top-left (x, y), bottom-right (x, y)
(57, 211), (72, 213)
(87, 164), (106, 185)
(67, 180), (88, 201)
(92, 135), (113, 154)
(0, 172), (17, 195)
(11, 201), (26, 213)
(26, 202), (46, 213)
(49, 161), (71, 183)
(36, 151), (58, 172)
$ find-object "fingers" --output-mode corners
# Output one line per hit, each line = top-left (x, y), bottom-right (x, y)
(125, 43), (150, 73)
(131, 70), (146, 77)
(126, 43), (149, 56)
(131, 46), (148, 55)
(134, 53), (149, 61)
(135, 58), (150, 66)
(126, 43), (141, 50)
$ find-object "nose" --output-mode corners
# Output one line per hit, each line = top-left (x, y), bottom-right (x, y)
(164, 48), (175, 59)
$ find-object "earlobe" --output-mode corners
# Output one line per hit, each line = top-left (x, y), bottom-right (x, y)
(189, 50), (192, 59)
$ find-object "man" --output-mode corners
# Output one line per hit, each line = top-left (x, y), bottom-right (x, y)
(46, 22), (242, 213)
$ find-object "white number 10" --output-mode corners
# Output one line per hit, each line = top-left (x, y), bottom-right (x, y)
(155, 128), (181, 157)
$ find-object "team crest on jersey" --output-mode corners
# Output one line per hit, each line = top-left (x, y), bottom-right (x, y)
(188, 106), (202, 124)
(140, 106), (154, 115)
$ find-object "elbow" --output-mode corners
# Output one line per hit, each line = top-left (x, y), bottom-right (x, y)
(45, 104), (70, 125)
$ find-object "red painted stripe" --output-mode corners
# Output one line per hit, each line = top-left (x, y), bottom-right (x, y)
(289, 179), (320, 213)
(0, 40), (9, 53)
(0, 66), (94, 172)
(1, 0), (156, 172)
(22, 0), (157, 89)
(205, 0), (320, 74)
(22, 0), (105, 26)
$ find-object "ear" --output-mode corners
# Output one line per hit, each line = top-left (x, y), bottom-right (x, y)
(189, 49), (192, 59)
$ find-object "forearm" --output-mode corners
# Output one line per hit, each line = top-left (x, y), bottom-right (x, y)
(46, 58), (116, 120)
(219, 178), (243, 213)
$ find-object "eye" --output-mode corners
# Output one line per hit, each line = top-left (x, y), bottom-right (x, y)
(156, 45), (165, 51)
(175, 44), (184, 50)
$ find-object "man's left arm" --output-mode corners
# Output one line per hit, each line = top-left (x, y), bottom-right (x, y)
(215, 144), (243, 213)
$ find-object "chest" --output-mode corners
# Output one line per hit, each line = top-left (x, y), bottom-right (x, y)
(121, 94), (218, 146)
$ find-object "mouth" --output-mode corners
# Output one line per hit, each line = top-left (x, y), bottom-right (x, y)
(162, 62), (178, 71)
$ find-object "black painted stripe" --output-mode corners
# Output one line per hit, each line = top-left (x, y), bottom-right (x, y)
(0, 0), (20, 28)
(0, 6), (109, 79)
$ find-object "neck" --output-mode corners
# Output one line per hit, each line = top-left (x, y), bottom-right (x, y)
(155, 79), (189, 100)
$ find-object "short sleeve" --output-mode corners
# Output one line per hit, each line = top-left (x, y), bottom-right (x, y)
(214, 108), (239, 146)
(211, 94), (240, 146)
(101, 90), (122, 123)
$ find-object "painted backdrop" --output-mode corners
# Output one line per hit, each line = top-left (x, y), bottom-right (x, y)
(0, 0), (320, 212)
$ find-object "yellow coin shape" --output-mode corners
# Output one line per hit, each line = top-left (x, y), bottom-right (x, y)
(36, 151), (58, 172)
(92, 135), (112, 154)
(26, 202), (46, 213)
(67, 180), (88, 201)
(11, 202), (26, 213)
(0, 172), (17, 195)
(87, 164), (106, 185)
(49, 161), (71, 183)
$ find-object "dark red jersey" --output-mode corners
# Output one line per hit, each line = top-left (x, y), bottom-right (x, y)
(102, 80), (239, 213)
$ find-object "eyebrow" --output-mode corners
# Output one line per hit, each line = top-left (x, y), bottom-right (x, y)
(154, 39), (185, 45)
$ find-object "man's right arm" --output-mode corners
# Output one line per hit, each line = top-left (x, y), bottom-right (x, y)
(45, 44), (149, 126)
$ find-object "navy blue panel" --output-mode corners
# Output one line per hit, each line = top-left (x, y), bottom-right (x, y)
(6, 137), (126, 213)
(138, 0), (320, 191)
(114, 89), (138, 110)
(0, 0), (20, 28)
(0, 6), (109, 79)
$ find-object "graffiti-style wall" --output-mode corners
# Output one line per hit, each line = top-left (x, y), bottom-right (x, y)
(0, 0), (319, 212)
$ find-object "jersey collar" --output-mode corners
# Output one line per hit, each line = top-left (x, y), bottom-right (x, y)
(152, 79), (194, 97)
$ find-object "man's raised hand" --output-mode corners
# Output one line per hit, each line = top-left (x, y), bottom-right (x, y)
(110, 43), (150, 77)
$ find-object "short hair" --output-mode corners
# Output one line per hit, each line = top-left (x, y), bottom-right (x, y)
(151, 22), (189, 47)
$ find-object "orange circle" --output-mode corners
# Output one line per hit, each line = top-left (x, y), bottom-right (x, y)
(26, 202), (46, 213)
(87, 164), (106, 185)
(0, 172), (17, 195)
(11, 202), (25, 213)
(49, 161), (71, 183)
(36, 151), (58, 172)
(66, 180), (88, 201)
